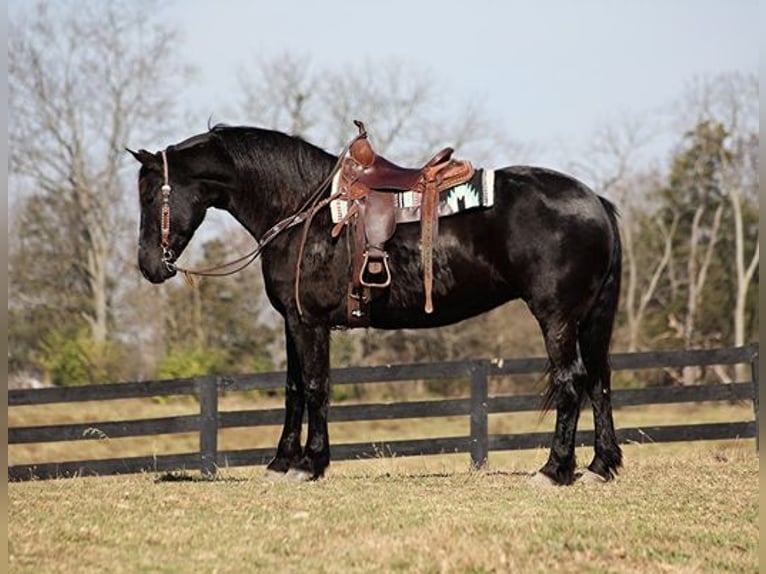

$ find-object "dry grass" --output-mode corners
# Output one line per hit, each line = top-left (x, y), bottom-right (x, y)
(9, 392), (758, 572)
(8, 441), (757, 574)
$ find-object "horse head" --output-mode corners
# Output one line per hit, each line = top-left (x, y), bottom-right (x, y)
(128, 137), (234, 284)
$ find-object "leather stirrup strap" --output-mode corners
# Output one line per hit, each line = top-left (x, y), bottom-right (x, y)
(347, 204), (371, 327)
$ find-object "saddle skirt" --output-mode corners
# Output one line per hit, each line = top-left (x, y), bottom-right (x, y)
(330, 168), (495, 225)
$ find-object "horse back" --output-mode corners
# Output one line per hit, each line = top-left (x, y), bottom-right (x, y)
(262, 165), (618, 330)
(369, 165), (618, 328)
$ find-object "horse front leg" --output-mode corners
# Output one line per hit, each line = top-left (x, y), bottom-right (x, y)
(284, 319), (331, 481)
(266, 325), (306, 477)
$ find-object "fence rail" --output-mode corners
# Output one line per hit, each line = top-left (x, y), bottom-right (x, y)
(8, 344), (759, 481)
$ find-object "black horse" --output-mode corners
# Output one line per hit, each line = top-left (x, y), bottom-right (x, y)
(130, 124), (622, 486)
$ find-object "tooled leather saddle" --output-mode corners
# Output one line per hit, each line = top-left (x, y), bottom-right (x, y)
(332, 121), (475, 325)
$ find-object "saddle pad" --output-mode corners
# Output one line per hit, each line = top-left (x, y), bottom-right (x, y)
(330, 168), (495, 224)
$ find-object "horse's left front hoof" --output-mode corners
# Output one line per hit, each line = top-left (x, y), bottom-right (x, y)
(285, 456), (328, 481)
(266, 455), (295, 475)
(535, 461), (576, 486)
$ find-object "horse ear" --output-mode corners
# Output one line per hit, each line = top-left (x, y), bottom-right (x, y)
(126, 148), (158, 166)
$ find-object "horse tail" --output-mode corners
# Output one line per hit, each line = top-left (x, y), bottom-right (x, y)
(578, 198), (621, 376)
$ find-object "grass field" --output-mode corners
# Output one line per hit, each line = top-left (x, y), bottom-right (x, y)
(8, 396), (759, 573)
(8, 441), (757, 573)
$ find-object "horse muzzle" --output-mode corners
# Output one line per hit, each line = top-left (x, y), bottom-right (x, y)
(138, 248), (177, 284)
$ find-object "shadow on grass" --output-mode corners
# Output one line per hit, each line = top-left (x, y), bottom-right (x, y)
(154, 468), (540, 484)
(338, 469), (537, 481)
(154, 471), (248, 483)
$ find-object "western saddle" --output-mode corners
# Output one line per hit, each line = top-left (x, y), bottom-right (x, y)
(333, 121), (475, 325)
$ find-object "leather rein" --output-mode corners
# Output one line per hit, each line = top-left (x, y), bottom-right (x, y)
(155, 133), (364, 313)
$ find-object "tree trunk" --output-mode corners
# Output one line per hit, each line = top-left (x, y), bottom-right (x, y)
(682, 202), (723, 384)
(86, 243), (109, 344)
(730, 186), (759, 382)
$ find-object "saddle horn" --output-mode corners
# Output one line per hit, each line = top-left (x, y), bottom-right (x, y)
(350, 120), (374, 166)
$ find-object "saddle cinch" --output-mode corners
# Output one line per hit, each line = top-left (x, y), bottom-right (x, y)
(333, 121), (475, 325)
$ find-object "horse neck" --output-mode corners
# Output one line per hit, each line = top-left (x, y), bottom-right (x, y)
(222, 137), (338, 238)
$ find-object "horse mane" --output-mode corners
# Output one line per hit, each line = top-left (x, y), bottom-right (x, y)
(171, 130), (215, 152)
(203, 124), (337, 212)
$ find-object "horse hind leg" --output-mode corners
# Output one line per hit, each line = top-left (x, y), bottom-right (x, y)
(578, 270), (622, 482)
(533, 318), (589, 486)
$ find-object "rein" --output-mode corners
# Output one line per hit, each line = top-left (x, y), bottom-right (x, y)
(156, 134), (361, 289)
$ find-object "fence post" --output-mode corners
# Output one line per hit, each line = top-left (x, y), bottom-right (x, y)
(470, 361), (489, 469)
(750, 347), (759, 452)
(198, 377), (219, 478)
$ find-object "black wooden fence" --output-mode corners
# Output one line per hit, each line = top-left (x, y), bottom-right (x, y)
(8, 344), (759, 481)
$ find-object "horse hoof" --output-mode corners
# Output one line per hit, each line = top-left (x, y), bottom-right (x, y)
(285, 468), (314, 482)
(529, 471), (559, 488)
(262, 469), (288, 482)
(578, 469), (608, 484)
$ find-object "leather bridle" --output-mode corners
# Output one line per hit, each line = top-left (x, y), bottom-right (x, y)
(159, 150), (175, 272)
(154, 144), (352, 284)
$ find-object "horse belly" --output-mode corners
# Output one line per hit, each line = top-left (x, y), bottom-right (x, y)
(369, 238), (517, 329)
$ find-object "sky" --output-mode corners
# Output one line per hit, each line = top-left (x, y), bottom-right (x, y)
(7, 0), (758, 170)
(162, 0), (758, 168)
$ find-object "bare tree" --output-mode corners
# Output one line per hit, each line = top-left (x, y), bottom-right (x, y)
(237, 54), (527, 166)
(570, 116), (673, 352)
(706, 75), (759, 380)
(9, 0), (188, 345)
(673, 74), (759, 382)
(727, 132), (759, 356)
(238, 52), (319, 138)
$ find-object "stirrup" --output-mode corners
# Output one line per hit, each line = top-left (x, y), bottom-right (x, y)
(359, 252), (391, 288)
